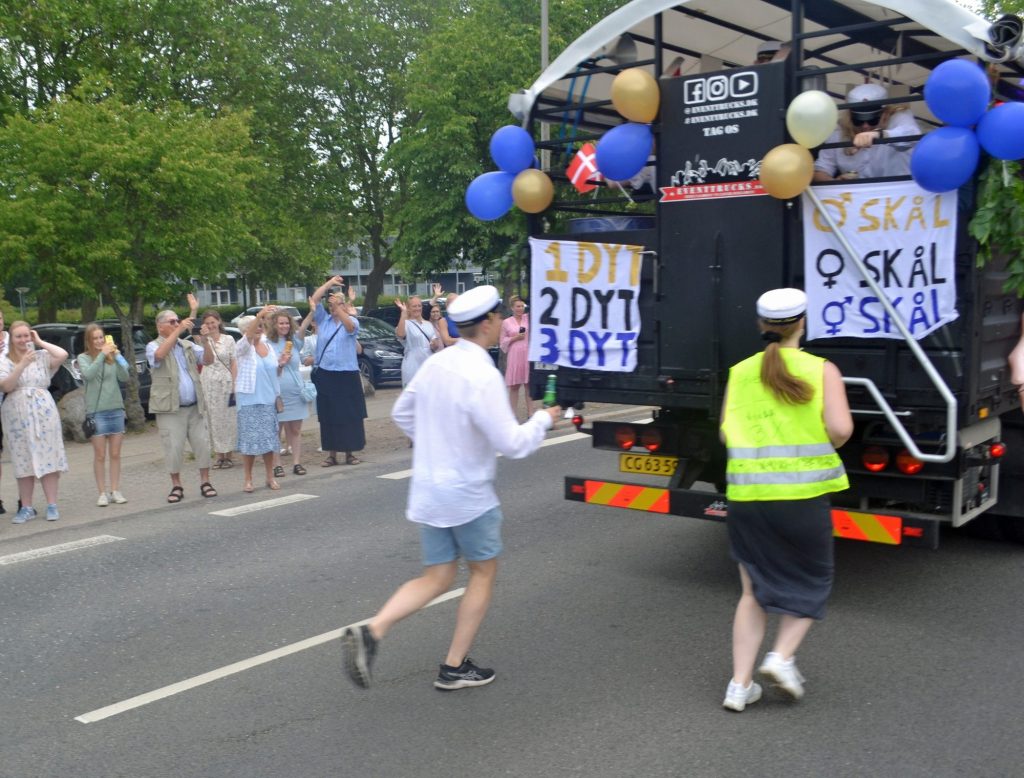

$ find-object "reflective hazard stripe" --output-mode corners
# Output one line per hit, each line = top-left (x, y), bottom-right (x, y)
(726, 466), (847, 486)
(584, 481), (669, 513)
(727, 443), (837, 459)
(832, 510), (902, 545)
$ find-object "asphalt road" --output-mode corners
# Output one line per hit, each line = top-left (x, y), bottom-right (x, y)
(1, 419), (1022, 778)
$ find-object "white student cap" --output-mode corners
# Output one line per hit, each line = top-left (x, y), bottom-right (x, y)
(756, 288), (807, 324)
(757, 40), (782, 57)
(448, 285), (502, 326)
(847, 83), (887, 104)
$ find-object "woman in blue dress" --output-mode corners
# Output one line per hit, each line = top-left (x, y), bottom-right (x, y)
(268, 309), (309, 476)
(234, 313), (283, 492)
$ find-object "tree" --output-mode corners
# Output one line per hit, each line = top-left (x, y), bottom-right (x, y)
(391, 0), (623, 290)
(0, 91), (262, 426)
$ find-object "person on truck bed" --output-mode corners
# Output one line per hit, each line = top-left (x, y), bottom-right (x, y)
(813, 83), (921, 182)
(719, 288), (853, 712)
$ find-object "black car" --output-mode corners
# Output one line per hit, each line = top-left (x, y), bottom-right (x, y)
(355, 316), (403, 387)
(33, 321), (153, 411)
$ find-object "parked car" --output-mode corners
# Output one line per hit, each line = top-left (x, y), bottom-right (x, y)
(354, 316), (402, 387)
(229, 305), (301, 327)
(32, 321), (153, 411)
(363, 300), (501, 366)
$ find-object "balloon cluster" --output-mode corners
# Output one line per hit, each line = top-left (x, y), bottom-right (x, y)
(758, 90), (837, 199)
(464, 68), (662, 222)
(465, 126), (553, 220)
(597, 69), (659, 181)
(911, 59), (1024, 193)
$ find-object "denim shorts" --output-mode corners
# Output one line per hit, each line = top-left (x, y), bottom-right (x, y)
(88, 408), (126, 436)
(419, 506), (504, 566)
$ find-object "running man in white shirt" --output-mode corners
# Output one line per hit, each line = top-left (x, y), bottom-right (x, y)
(342, 285), (561, 691)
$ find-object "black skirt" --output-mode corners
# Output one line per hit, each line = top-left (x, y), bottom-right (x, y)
(726, 496), (834, 620)
(311, 369), (366, 452)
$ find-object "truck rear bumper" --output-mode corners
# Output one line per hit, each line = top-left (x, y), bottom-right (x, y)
(564, 476), (940, 549)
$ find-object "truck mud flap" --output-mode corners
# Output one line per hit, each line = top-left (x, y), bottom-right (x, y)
(564, 476), (940, 549)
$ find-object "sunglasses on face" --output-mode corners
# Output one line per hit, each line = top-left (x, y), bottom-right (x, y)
(852, 113), (881, 127)
(165, 319), (180, 325)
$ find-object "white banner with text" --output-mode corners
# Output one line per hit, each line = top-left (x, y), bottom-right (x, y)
(802, 180), (958, 341)
(528, 237), (644, 372)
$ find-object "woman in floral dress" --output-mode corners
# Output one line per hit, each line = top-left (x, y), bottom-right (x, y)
(199, 310), (237, 469)
(0, 322), (69, 523)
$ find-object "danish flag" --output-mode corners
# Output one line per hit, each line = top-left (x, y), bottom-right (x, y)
(565, 142), (602, 193)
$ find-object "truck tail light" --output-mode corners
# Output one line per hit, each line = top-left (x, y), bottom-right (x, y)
(614, 426), (636, 450)
(895, 449), (924, 475)
(641, 428), (663, 453)
(861, 446), (890, 472)
(989, 441), (1006, 458)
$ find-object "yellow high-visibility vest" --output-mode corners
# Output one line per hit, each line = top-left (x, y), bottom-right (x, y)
(721, 349), (848, 501)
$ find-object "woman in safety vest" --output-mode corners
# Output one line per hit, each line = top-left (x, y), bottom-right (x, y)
(719, 288), (853, 712)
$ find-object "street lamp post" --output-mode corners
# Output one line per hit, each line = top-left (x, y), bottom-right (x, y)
(15, 287), (28, 319)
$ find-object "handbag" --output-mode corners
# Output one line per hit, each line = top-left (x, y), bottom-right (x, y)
(289, 364), (317, 403)
(82, 360), (105, 438)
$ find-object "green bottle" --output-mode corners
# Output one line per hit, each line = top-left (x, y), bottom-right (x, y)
(542, 373), (557, 407)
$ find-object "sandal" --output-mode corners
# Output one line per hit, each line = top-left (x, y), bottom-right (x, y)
(293, 464), (307, 475)
(212, 459), (223, 470)
(321, 456), (339, 467)
(345, 454), (362, 466)
(167, 485), (184, 503)
(266, 480), (281, 491)
(221, 458), (234, 469)
(243, 481), (254, 493)
(200, 482), (218, 498)
(273, 465), (286, 478)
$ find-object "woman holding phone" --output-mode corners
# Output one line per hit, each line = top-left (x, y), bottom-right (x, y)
(78, 323), (131, 506)
(500, 296), (532, 420)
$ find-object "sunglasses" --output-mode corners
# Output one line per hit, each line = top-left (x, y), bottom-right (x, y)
(852, 113), (881, 127)
(165, 318), (180, 325)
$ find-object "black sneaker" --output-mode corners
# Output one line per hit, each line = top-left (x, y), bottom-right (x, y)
(341, 624), (377, 689)
(433, 658), (495, 691)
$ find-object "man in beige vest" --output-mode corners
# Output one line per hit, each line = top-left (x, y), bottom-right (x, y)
(145, 295), (217, 502)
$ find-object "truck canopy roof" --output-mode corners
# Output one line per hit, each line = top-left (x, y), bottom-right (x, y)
(513, 0), (1024, 131)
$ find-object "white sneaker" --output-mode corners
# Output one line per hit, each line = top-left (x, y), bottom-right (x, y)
(723, 679), (762, 712)
(110, 491), (128, 504)
(758, 652), (805, 700)
(96, 493), (109, 507)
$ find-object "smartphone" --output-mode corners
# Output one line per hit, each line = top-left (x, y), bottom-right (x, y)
(105, 335), (114, 345)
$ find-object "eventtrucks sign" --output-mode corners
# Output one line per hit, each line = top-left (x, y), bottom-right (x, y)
(528, 237), (644, 372)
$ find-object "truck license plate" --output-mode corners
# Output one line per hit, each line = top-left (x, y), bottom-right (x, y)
(619, 453), (678, 475)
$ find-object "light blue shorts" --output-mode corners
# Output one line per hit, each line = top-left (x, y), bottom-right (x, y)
(89, 408), (126, 436)
(419, 506), (504, 566)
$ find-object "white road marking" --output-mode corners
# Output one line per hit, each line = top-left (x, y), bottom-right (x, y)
(210, 493), (319, 517)
(378, 468), (413, 480)
(0, 535), (125, 567)
(75, 587), (466, 724)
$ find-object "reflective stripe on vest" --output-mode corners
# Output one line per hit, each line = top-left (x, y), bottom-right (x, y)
(722, 349), (848, 501)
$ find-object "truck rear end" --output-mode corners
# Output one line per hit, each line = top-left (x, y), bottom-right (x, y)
(519, 1), (1024, 547)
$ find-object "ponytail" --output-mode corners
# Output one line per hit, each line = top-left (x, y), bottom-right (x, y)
(759, 321), (813, 404)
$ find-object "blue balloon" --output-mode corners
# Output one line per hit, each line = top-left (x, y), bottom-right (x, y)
(489, 126), (535, 174)
(910, 126), (980, 193)
(977, 101), (1024, 160)
(924, 59), (990, 127)
(465, 171), (515, 221)
(595, 122), (653, 181)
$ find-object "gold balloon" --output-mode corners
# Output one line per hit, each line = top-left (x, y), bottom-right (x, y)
(759, 144), (814, 200)
(512, 169), (554, 213)
(611, 69), (660, 123)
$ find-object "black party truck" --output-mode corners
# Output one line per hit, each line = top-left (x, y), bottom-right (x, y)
(513, 0), (1024, 547)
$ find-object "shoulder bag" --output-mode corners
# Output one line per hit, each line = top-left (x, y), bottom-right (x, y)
(82, 360), (105, 438)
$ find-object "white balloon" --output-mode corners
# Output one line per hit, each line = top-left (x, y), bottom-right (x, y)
(786, 90), (838, 149)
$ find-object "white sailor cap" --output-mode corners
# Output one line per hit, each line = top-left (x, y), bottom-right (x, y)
(448, 284), (502, 326)
(756, 288), (807, 324)
(847, 83), (887, 105)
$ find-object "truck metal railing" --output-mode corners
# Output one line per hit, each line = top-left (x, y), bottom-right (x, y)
(805, 188), (958, 464)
